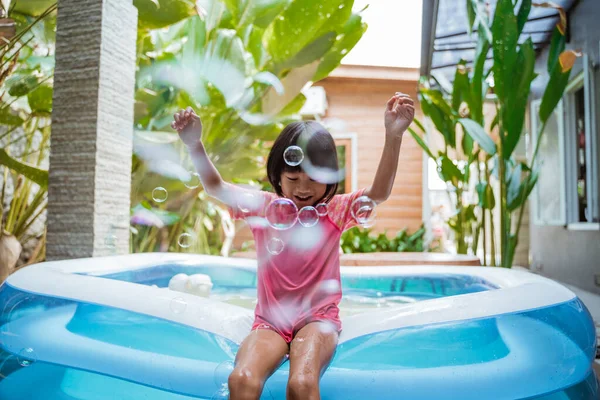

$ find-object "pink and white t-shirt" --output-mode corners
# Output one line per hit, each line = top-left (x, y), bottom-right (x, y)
(229, 188), (366, 343)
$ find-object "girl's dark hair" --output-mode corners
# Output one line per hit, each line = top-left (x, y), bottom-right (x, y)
(267, 121), (339, 204)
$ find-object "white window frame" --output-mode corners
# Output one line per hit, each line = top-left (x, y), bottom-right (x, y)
(332, 132), (358, 192)
(531, 98), (567, 226)
(564, 53), (599, 229)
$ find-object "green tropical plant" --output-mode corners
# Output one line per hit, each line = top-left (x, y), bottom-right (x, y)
(410, 1), (497, 263)
(466, 0), (579, 268)
(409, 66), (493, 260)
(415, 0), (578, 268)
(130, 0), (367, 254)
(0, 2), (56, 273)
(340, 224), (434, 254)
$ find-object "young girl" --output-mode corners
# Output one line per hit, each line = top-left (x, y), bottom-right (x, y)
(172, 92), (414, 400)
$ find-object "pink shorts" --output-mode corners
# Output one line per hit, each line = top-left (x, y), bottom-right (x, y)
(251, 305), (342, 344)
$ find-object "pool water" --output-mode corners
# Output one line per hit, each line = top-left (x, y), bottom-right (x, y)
(209, 287), (420, 317)
(98, 263), (498, 318)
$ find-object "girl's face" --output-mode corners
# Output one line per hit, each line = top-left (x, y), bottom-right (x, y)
(280, 170), (327, 209)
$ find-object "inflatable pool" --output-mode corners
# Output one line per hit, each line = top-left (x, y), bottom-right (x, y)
(0, 253), (597, 399)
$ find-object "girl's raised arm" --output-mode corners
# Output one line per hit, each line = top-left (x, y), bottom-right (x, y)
(364, 93), (415, 204)
(172, 107), (248, 209)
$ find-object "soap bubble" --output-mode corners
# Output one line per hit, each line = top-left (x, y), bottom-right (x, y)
(271, 298), (305, 329)
(104, 234), (117, 249)
(305, 279), (340, 308)
(237, 191), (261, 215)
(152, 187), (168, 203)
(265, 198), (297, 230)
(316, 320), (338, 335)
(17, 348), (36, 367)
(295, 136), (345, 184)
(214, 360), (235, 387)
(184, 172), (201, 189)
(287, 222), (324, 251)
(178, 233), (193, 248)
(322, 117), (347, 132)
(361, 219), (376, 229)
(351, 196), (376, 225)
(298, 206), (318, 227)
(266, 237), (284, 255)
(283, 145), (304, 166)
(319, 279), (341, 295)
(130, 208), (164, 228)
(315, 203), (328, 216)
(170, 297), (187, 314)
(245, 216), (270, 230)
(302, 161), (346, 185)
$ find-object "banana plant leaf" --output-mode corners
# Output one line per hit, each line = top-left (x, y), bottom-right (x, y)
(507, 167), (538, 211)
(469, 26), (489, 124)
(408, 126), (436, 160)
(243, 24), (269, 68)
(7, 75), (40, 97)
(280, 32), (336, 70)
(466, 0), (476, 34)
(458, 118), (496, 155)
(501, 38), (536, 159)
(539, 26), (579, 125)
(264, 0), (350, 66)
(313, 12), (366, 82)
(516, 0), (532, 35)
(476, 181), (495, 209)
(419, 89), (456, 148)
(134, 0), (197, 30)
(546, 26), (565, 75)
(12, 0), (56, 16)
(506, 160), (522, 208)
(452, 60), (471, 112)
(0, 149), (48, 188)
(27, 82), (52, 115)
(0, 107), (24, 126)
(437, 155), (463, 185)
(222, 0), (291, 29)
(492, 0), (537, 160)
(491, 0), (519, 107)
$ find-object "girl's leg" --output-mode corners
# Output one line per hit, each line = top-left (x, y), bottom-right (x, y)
(229, 328), (289, 400)
(286, 321), (339, 400)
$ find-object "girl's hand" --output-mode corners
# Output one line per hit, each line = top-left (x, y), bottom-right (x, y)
(384, 92), (415, 138)
(172, 107), (203, 147)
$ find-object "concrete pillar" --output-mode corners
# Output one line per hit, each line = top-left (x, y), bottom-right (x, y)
(47, 0), (137, 260)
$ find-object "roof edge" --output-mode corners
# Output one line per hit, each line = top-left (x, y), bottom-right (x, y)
(420, 0), (439, 78)
(325, 64), (420, 82)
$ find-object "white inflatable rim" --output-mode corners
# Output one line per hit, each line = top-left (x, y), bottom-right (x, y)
(5, 253), (576, 344)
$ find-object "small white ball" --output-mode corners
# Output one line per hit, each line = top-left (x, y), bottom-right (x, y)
(185, 274), (213, 297)
(168, 273), (189, 292)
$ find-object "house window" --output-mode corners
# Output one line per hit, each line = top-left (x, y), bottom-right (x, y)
(533, 54), (599, 228)
(564, 56), (599, 227)
(333, 134), (358, 194)
(573, 86), (588, 222)
(531, 99), (566, 225)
